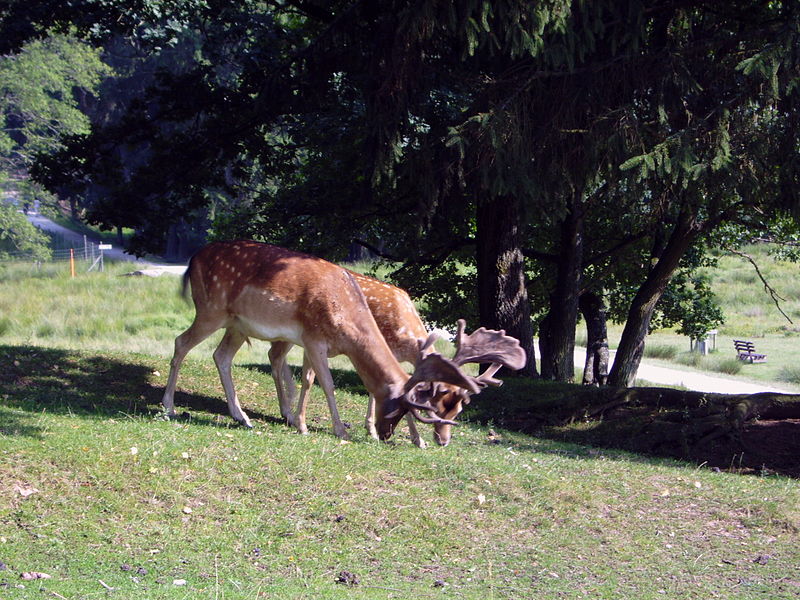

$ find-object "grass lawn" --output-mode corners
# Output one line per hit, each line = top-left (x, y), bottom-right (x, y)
(2, 345), (798, 599)
(0, 255), (798, 598)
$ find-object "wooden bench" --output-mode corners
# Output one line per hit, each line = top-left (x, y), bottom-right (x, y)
(733, 340), (767, 363)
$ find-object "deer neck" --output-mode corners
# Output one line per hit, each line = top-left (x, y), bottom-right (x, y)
(344, 340), (410, 402)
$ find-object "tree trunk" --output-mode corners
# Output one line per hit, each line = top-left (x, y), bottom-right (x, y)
(476, 196), (538, 376)
(579, 291), (608, 386)
(608, 207), (700, 386)
(539, 194), (584, 381)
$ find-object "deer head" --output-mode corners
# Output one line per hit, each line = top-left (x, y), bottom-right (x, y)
(377, 319), (526, 444)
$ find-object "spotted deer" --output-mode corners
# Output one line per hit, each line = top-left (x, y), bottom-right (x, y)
(270, 273), (525, 446)
(161, 240), (526, 440)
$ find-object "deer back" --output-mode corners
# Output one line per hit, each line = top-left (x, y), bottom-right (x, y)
(187, 241), (397, 362)
(348, 271), (428, 364)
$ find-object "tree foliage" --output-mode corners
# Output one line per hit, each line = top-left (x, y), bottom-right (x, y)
(0, 34), (111, 173)
(0, 200), (51, 259)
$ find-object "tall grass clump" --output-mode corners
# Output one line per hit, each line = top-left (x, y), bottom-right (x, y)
(644, 344), (678, 360)
(0, 315), (13, 335)
(778, 364), (800, 384)
(674, 352), (743, 375)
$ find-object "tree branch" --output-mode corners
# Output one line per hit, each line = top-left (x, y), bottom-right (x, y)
(724, 246), (793, 324)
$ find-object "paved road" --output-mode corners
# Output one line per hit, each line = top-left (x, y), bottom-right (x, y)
(536, 346), (789, 396)
(27, 212), (157, 265)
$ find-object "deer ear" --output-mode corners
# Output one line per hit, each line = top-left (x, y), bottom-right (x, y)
(404, 353), (481, 395)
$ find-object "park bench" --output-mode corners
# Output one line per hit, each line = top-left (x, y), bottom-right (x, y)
(733, 340), (767, 363)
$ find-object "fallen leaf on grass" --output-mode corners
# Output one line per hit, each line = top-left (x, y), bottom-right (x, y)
(20, 572), (51, 580)
(13, 484), (39, 498)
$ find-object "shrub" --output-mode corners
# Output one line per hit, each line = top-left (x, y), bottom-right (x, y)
(707, 356), (743, 375)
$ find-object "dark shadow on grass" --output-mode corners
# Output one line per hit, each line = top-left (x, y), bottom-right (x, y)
(0, 405), (44, 439)
(466, 377), (800, 478)
(0, 345), (280, 436)
(240, 362), (368, 396)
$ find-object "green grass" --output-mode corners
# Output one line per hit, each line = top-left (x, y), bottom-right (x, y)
(48, 212), (134, 246)
(1, 345), (798, 599)
(673, 352), (743, 375)
(0, 262), (198, 357)
(643, 344), (678, 360)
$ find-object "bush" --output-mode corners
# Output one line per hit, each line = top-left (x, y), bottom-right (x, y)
(707, 356), (743, 375)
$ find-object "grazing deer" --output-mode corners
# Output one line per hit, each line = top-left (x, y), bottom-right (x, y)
(270, 273), (524, 446)
(161, 241), (526, 440)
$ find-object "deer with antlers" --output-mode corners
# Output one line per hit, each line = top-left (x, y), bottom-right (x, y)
(269, 272), (522, 446)
(161, 241), (526, 441)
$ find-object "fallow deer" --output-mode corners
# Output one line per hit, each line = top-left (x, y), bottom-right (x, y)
(270, 273), (524, 446)
(161, 240), (526, 441)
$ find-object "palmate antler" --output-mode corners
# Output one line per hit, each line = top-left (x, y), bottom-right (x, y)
(452, 319), (526, 387)
(390, 321), (527, 428)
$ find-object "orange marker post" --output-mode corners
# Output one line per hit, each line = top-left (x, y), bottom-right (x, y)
(70, 248), (75, 278)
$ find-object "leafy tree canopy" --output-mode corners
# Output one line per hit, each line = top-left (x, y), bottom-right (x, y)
(0, 33), (111, 175)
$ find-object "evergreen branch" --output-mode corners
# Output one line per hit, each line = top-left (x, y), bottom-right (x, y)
(724, 246), (793, 324)
(584, 231), (650, 267)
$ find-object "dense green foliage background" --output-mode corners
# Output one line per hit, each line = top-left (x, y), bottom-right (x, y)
(2, 1), (800, 384)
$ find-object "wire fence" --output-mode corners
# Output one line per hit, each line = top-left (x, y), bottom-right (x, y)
(2, 238), (109, 272)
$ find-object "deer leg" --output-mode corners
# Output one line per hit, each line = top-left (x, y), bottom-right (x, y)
(162, 317), (222, 418)
(302, 343), (348, 439)
(405, 414), (427, 448)
(366, 393), (425, 447)
(292, 353), (317, 435)
(268, 341), (297, 424)
(213, 328), (252, 427)
(365, 395), (379, 440)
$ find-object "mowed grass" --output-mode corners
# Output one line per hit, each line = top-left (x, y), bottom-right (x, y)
(2, 346), (798, 599)
(0, 258), (798, 598)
